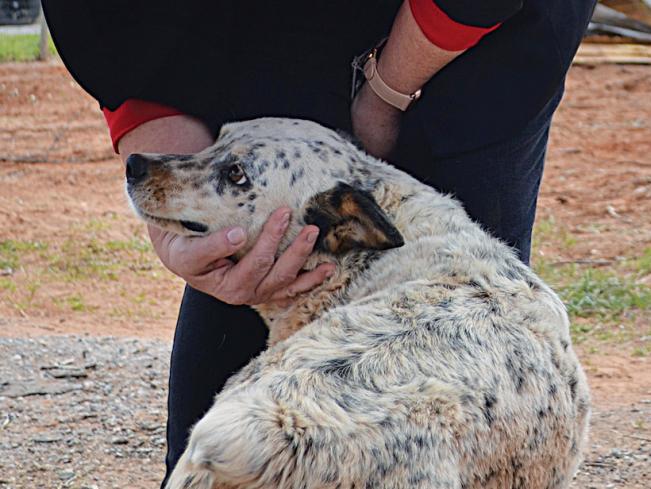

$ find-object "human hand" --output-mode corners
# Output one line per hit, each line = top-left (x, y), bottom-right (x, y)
(351, 81), (403, 160)
(148, 207), (335, 306)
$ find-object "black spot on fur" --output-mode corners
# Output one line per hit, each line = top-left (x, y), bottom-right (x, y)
(505, 356), (526, 393)
(483, 393), (497, 426)
(568, 372), (578, 401)
(257, 159), (271, 176)
(247, 203), (256, 214)
(290, 168), (305, 186)
(570, 438), (578, 455)
(177, 161), (196, 171)
(182, 475), (195, 489)
(248, 193), (257, 201)
(320, 357), (354, 379)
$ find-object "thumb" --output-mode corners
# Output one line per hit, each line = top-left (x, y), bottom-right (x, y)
(186, 226), (248, 265)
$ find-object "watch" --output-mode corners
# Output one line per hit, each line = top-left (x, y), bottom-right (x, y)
(362, 45), (422, 112)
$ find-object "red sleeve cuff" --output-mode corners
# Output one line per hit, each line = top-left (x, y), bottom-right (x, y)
(408, 0), (501, 51)
(102, 99), (183, 153)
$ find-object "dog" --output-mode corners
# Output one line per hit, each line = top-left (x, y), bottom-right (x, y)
(126, 118), (590, 489)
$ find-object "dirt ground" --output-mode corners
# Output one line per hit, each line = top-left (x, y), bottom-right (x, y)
(1, 61), (650, 487)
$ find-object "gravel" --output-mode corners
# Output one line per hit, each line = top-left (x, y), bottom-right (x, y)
(0, 336), (170, 489)
(1, 335), (649, 488)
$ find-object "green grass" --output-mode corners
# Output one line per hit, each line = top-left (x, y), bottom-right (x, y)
(532, 219), (651, 347)
(0, 239), (48, 270)
(0, 34), (56, 62)
(0, 219), (164, 314)
(535, 262), (651, 321)
(628, 247), (651, 276)
(532, 217), (577, 251)
(48, 235), (157, 282)
(561, 268), (651, 320)
(536, 263), (651, 346)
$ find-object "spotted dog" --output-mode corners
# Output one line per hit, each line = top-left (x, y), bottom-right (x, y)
(126, 118), (590, 489)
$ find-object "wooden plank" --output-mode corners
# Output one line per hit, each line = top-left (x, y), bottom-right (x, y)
(573, 42), (651, 64)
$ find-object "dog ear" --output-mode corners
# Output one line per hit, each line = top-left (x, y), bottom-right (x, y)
(304, 182), (404, 255)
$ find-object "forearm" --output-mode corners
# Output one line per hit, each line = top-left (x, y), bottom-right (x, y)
(117, 115), (213, 164)
(377, 1), (465, 96)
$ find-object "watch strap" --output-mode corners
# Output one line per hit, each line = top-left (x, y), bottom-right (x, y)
(363, 49), (422, 111)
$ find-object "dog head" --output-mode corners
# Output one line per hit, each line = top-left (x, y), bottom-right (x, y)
(126, 118), (403, 256)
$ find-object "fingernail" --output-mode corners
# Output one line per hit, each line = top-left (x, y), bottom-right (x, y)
(306, 230), (319, 244)
(325, 268), (335, 278)
(277, 211), (291, 232)
(227, 227), (246, 245)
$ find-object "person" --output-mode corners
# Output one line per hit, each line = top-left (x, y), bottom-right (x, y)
(42, 0), (596, 485)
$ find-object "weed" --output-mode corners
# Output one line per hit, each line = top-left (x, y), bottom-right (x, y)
(67, 294), (88, 312)
(628, 248), (651, 276)
(0, 239), (48, 270)
(0, 278), (16, 293)
(561, 269), (651, 320)
(53, 294), (95, 313)
(631, 347), (648, 357)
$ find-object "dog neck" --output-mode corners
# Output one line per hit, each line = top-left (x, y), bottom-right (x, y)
(254, 249), (379, 345)
(255, 180), (409, 345)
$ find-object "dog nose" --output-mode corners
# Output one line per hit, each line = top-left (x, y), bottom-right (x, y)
(126, 154), (149, 184)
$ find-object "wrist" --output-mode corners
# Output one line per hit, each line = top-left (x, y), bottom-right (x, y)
(355, 82), (402, 119)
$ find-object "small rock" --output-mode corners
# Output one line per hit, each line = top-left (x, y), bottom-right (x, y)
(1, 381), (83, 398)
(610, 448), (625, 459)
(45, 367), (88, 379)
(152, 436), (166, 446)
(33, 433), (63, 443)
(58, 470), (75, 481)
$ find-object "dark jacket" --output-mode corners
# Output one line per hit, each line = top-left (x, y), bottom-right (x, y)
(42, 0), (596, 156)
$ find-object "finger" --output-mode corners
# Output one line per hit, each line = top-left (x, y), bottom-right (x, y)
(227, 208), (291, 289)
(169, 226), (247, 275)
(268, 263), (336, 303)
(255, 225), (320, 297)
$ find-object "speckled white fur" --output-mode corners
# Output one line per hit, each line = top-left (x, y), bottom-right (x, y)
(127, 118), (590, 489)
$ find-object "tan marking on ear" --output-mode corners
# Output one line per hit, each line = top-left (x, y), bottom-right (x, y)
(339, 194), (359, 216)
(304, 183), (404, 255)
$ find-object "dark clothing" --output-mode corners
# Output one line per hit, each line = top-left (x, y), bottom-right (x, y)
(40, 1), (594, 486)
(437, 0), (524, 27)
(43, 1), (595, 154)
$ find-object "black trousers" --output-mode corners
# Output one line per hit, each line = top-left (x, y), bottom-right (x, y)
(162, 85), (563, 485)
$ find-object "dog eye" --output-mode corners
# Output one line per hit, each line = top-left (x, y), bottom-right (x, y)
(227, 164), (248, 185)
